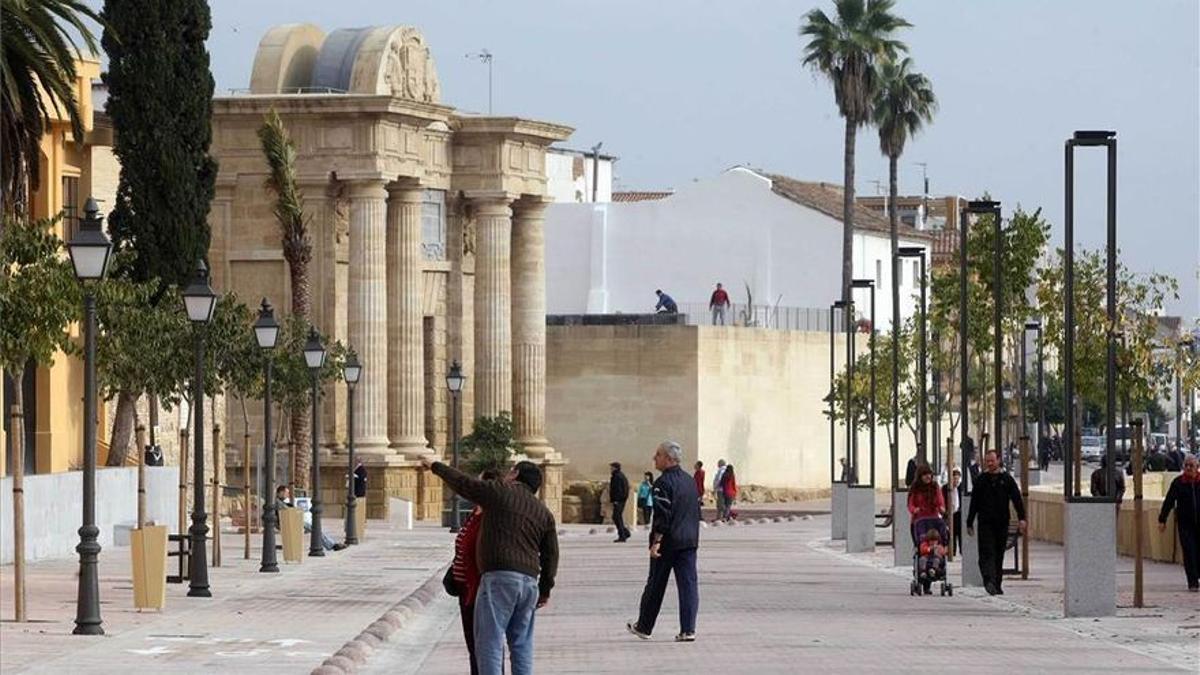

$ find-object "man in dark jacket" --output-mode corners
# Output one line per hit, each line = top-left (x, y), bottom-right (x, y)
(423, 457), (559, 675)
(609, 461), (631, 543)
(1089, 456), (1126, 505)
(966, 450), (1026, 596)
(628, 441), (701, 642)
(1158, 455), (1200, 591)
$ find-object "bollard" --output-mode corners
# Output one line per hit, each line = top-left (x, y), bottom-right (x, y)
(1132, 419), (1145, 608)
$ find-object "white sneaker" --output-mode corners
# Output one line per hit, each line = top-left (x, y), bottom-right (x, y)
(675, 632), (696, 642)
(626, 621), (650, 640)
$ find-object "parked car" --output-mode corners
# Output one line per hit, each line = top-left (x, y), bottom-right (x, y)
(1080, 435), (1104, 462)
(1151, 433), (1168, 451)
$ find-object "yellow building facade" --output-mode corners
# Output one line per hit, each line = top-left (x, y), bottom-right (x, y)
(1, 58), (119, 477)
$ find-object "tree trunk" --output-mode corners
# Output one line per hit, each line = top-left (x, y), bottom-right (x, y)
(106, 389), (139, 466)
(842, 116), (857, 311)
(135, 423), (147, 528)
(290, 408), (310, 491)
(9, 394), (27, 622)
(289, 256), (310, 324)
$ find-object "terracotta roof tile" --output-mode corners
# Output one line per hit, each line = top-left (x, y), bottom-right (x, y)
(761, 172), (935, 242)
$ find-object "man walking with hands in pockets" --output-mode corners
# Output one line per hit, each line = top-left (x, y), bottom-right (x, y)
(627, 441), (701, 642)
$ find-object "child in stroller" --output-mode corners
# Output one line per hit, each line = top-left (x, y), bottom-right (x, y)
(911, 517), (952, 596)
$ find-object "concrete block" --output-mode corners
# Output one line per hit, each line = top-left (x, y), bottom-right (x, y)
(845, 486), (875, 553)
(960, 495), (982, 587)
(831, 482), (847, 540)
(892, 490), (913, 566)
(1064, 501), (1116, 617)
(388, 498), (414, 530)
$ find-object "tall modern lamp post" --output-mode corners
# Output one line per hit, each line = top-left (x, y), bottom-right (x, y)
(851, 279), (877, 490)
(343, 349), (362, 545)
(958, 200), (1002, 494)
(829, 301), (849, 486)
(67, 198), (112, 634)
(446, 360), (467, 531)
(303, 328), (328, 556)
(254, 300), (280, 573)
(1024, 320), (1044, 474)
(182, 261), (217, 597)
(899, 246), (928, 463)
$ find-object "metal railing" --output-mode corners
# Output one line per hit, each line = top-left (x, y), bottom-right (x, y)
(678, 302), (835, 332)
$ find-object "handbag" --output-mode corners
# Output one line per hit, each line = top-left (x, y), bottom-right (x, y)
(442, 566), (461, 597)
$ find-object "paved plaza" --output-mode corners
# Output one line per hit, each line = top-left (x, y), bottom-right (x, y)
(2, 503), (1197, 674)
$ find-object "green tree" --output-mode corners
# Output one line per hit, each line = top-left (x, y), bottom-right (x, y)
(0, 0), (101, 213)
(460, 412), (522, 476)
(0, 213), (79, 622)
(801, 0), (910, 303)
(257, 109), (315, 468)
(101, 0), (216, 289)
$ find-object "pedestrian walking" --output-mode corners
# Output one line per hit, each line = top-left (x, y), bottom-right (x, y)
(638, 472), (654, 525)
(907, 464), (947, 545)
(1038, 435), (1052, 471)
(966, 450), (1026, 596)
(353, 460), (367, 499)
(693, 461), (706, 507)
(610, 461), (631, 543)
(941, 468), (963, 556)
(423, 457), (559, 675)
(720, 464), (739, 520)
(654, 289), (678, 314)
(709, 282), (731, 325)
(627, 441), (701, 642)
(1089, 456), (1126, 505)
(446, 469), (499, 675)
(1157, 455), (1200, 591)
(712, 459), (728, 520)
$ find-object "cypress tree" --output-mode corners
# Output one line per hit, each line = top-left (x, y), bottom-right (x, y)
(101, 0), (217, 288)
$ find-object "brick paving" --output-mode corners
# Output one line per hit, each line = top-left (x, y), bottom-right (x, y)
(388, 515), (1196, 674)
(0, 519), (453, 674)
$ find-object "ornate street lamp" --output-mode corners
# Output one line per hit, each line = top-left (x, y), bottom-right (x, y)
(254, 299), (280, 573)
(181, 260), (216, 597)
(68, 198), (111, 635)
(343, 349), (362, 545)
(899, 246), (928, 465)
(851, 279), (877, 490)
(303, 327), (327, 556)
(445, 360), (467, 531)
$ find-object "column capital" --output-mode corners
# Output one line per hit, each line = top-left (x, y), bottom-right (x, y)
(513, 196), (553, 220)
(344, 176), (390, 199)
(386, 181), (426, 204)
(465, 190), (517, 215)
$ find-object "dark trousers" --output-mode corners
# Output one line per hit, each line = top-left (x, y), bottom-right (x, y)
(976, 521), (1008, 590)
(459, 600), (479, 675)
(952, 511), (962, 556)
(1179, 524), (1199, 588)
(636, 547), (698, 635)
(641, 505), (653, 526)
(612, 500), (630, 540)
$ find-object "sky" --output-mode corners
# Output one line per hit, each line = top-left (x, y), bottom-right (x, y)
(118, 0), (1200, 318)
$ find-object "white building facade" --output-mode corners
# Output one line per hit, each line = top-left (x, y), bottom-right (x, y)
(545, 166), (934, 330)
(545, 147), (615, 203)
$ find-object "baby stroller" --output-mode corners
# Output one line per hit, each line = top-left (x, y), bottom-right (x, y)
(909, 516), (953, 597)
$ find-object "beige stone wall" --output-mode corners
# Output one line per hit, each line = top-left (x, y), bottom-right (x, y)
(547, 324), (914, 491)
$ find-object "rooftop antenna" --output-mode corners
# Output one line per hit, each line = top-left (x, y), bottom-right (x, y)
(465, 49), (493, 114)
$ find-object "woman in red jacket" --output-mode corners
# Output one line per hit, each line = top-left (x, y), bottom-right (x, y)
(720, 464), (739, 521)
(907, 464), (948, 545)
(450, 469), (498, 675)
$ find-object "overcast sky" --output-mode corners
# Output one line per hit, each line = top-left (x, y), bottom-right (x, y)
(188, 0), (1199, 318)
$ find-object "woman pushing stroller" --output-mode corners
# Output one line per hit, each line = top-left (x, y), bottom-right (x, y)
(908, 464), (952, 596)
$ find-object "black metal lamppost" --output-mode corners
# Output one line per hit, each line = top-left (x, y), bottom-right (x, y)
(343, 349), (362, 545)
(899, 246), (928, 464)
(830, 301), (849, 486)
(254, 300), (280, 573)
(303, 328), (328, 556)
(958, 200), (1002, 493)
(67, 198), (112, 634)
(1064, 130), (1118, 503)
(446, 360), (467, 531)
(182, 261), (217, 597)
(851, 279), (877, 489)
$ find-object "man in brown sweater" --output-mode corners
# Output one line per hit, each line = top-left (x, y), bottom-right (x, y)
(422, 457), (558, 675)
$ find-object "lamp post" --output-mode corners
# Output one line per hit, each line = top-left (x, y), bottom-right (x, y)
(254, 300), (280, 573)
(958, 200), (1002, 494)
(1024, 320), (1044, 472)
(67, 198), (111, 634)
(303, 328), (328, 556)
(445, 360), (467, 531)
(829, 301), (848, 485)
(899, 246), (928, 464)
(182, 261), (217, 597)
(851, 279), (876, 490)
(343, 350), (362, 545)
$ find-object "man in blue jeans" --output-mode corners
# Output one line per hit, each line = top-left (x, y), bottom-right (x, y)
(627, 440), (701, 642)
(423, 456), (559, 675)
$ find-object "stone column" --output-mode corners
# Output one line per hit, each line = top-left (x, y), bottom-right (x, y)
(471, 193), (514, 419)
(386, 184), (428, 457)
(347, 179), (389, 450)
(511, 198), (552, 456)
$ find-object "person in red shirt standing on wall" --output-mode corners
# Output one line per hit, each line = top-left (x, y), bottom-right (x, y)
(709, 283), (731, 325)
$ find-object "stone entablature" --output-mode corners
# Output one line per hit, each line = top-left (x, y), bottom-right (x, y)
(210, 24), (571, 521)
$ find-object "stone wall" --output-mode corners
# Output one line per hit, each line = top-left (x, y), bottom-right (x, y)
(547, 324), (916, 491)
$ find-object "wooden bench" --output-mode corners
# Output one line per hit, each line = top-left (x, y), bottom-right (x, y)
(166, 533), (190, 583)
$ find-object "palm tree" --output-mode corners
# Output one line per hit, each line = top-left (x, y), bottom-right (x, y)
(1, 0), (101, 215)
(874, 57), (936, 463)
(258, 108), (314, 488)
(800, 0), (910, 305)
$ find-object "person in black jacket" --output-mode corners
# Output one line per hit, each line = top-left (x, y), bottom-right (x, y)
(628, 441), (701, 642)
(609, 462), (631, 543)
(1158, 455), (1200, 591)
(966, 450), (1026, 596)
